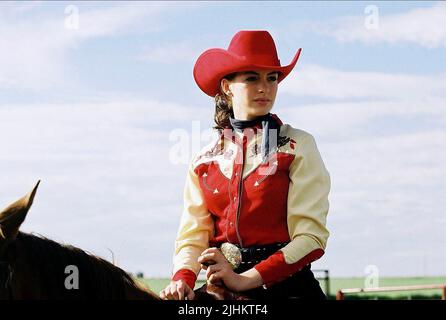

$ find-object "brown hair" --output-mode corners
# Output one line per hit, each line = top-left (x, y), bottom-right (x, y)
(213, 72), (237, 130)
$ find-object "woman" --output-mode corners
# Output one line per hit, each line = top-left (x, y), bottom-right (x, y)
(160, 30), (330, 300)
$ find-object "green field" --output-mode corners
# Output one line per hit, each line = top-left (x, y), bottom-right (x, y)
(139, 276), (446, 300)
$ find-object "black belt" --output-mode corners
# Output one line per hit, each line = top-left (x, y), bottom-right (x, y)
(217, 242), (288, 268)
(238, 242), (288, 265)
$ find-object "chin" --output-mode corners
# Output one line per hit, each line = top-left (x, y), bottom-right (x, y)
(256, 106), (273, 115)
(243, 104), (273, 119)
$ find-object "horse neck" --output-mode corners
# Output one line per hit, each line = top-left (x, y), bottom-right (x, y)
(11, 233), (159, 300)
(124, 281), (159, 300)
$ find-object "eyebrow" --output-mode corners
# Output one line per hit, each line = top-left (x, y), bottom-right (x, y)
(239, 71), (279, 76)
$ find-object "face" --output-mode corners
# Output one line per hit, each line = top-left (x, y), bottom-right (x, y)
(221, 69), (279, 120)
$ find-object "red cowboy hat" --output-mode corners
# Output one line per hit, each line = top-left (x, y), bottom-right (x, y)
(193, 30), (302, 97)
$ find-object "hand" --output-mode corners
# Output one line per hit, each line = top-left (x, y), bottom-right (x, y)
(159, 279), (195, 300)
(198, 247), (245, 292)
(198, 247), (264, 292)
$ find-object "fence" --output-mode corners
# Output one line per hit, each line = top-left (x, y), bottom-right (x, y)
(313, 269), (330, 297)
(336, 284), (446, 300)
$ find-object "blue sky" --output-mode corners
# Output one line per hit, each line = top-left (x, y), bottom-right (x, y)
(1, 1), (445, 281)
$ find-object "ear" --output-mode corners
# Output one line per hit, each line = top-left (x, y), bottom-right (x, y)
(220, 79), (232, 97)
(0, 180), (40, 241)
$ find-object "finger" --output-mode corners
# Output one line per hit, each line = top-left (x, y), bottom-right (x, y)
(177, 289), (184, 300)
(201, 260), (216, 268)
(198, 252), (216, 263)
(206, 264), (222, 279)
(164, 289), (172, 300)
(165, 289), (173, 300)
(161, 287), (173, 300)
(206, 264), (220, 274)
(199, 255), (218, 267)
(201, 247), (219, 256)
(207, 250), (228, 264)
(209, 271), (223, 285)
(171, 288), (180, 300)
(168, 284), (179, 300)
(177, 283), (185, 300)
(186, 287), (195, 301)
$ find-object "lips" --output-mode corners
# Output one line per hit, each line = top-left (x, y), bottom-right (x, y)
(254, 99), (270, 102)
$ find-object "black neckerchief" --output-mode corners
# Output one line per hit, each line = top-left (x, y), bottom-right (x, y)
(229, 113), (279, 163)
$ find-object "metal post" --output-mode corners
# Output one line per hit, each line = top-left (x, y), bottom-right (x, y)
(336, 290), (344, 300)
(325, 270), (330, 298)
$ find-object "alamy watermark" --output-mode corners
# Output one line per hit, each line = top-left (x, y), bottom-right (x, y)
(64, 265), (79, 290)
(364, 264), (380, 289)
(64, 5), (79, 30)
(364, 5), (380, 30)
(168, 121), (279, 176)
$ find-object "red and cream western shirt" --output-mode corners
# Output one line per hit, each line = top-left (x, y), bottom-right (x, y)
(171, 114), (330, 289)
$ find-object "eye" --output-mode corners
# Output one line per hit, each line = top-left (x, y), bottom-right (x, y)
(268, 75), (278, 81)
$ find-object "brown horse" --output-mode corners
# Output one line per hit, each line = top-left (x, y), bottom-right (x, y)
(0, 181), (160, 300)
(0, 181), (247, 300)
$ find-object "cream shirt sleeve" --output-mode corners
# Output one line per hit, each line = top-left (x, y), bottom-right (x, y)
(281, 133), (331, 264)
(172, 160), (215, 276)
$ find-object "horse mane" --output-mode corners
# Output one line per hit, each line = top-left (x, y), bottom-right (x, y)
(7, 232), (158, 299)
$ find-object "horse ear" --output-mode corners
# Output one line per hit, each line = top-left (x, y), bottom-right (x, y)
(0, 180), (40, 241)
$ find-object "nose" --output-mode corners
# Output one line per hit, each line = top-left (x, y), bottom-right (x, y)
(257, 79), (269, 94)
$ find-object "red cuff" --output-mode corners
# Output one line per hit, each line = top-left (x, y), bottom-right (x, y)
(254, 249), (324, 288)
(172, 269), (197, 289)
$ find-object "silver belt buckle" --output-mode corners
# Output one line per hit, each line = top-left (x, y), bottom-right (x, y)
(220, 242), (242, 270)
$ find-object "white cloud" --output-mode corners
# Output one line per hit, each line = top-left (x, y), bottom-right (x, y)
(0, 3), (170, 91)
(66, 4), (167, 39)
(278, 98), (446, 142)
(281, 64), (446, 100)
(0, 98), (213, 163)
(137, 41), (202, 64)
(314, 3), (446, 48)
(0, 1), (43, 16)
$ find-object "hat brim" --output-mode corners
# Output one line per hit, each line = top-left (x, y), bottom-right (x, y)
(193, 48), (302, 97)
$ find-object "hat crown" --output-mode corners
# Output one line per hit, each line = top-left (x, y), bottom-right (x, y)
(228, 30), (280, 66)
